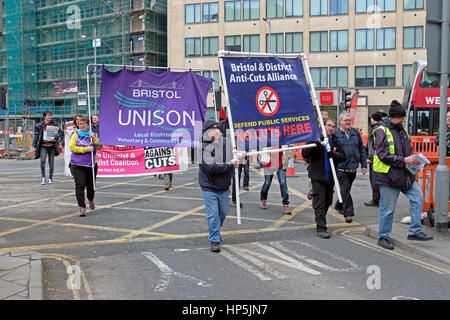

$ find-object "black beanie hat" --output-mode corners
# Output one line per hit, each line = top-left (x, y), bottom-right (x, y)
(389, 100), (406, 118)
(202, 119), (220, 133)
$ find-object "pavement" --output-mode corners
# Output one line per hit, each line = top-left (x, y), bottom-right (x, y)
(0, 251), (44, 300)
(365, 222), (450, 266)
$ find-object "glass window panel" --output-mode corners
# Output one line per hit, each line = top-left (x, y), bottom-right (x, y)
(330, 30), (348, 51)
(311, 67), (328, 88)
(203, 37), (219, 56)
(377, 0), (396, 12)
(267, 0), (284, 18)
(243, 34), (260, 52)
(225, 1), (241, 21)
(310, 31), (328, 52)
(185, 4), (200, 24)
(330, 0), (348, 15)
(404, 0), (423, 10)
(285, 32), (303, 53)
(243, 0), (260, 20)
(225, 35), (242, 51)
(286, 0), (303, 17)
(402, 64), (412, 87)
(310, 0), (328, 16)
(203, 2), (219, 23)
(377, 28), (396, 49)
(356, 0), (375, 13)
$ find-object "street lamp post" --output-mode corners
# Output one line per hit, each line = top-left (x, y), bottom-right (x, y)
(263, 17), (272, 53)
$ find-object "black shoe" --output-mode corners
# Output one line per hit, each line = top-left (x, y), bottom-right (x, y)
(307, 192), (312, 200)
(378, 238), (394, 250)
(243, 186), (249, 191)
(345, 216), (353, 223)
(407, 232), (433, 241)
(210, 242), (220, 253)
(231, 201), (243, 208)
(364, 201), (379, 207)
(334, 201), (343, 211)
(317, 231), (331, 239)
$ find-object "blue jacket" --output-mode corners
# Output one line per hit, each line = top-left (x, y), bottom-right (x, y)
(198, 136), (234, 192)
(335, 127), (367, 170)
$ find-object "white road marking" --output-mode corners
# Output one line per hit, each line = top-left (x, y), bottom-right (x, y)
(141, 252), (211, 292)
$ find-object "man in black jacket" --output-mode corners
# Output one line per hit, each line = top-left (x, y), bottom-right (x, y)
(32, 110), (64, 185)
(198, 120), (240, 253)
(334, 111), (367, 223)
(302, 118), (346, 239)
(373, 100), (433, 250)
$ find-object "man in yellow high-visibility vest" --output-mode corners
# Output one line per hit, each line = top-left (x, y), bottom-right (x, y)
(372, 100), (433, 250)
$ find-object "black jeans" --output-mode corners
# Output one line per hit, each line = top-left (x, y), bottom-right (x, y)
(70, 164), (97, 208)
(40, 146), (55, 179)
(231, 162), (250, 202)
(369, 163), (380, 204)
(336, 170), (357, 217)
(311, 180), (334, 232)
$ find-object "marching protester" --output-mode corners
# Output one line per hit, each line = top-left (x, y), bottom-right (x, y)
(218, 107), (250, 208)
(32, 110), (64, 185)
(163, 173), (173, 191)
(334, 111), (367, 223)
(364, 111), (388, 208)
(302, 118), (346, 238)
(69, 116), (102, 217)
(72, 114), (83, 131)
(92, 114), (100, 136)
(307, 111), (329, 200)
(434, 111), (450, 200)
(199, 119), (240, 253)
(373, 100), (433, 250)
(259, 146), (293, 215)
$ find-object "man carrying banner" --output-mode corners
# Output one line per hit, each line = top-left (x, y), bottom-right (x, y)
(199, 120), (241, 253)
(302, 119), (346, 238)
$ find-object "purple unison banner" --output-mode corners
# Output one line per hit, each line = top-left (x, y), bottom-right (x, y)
(98, 67), (213, 147)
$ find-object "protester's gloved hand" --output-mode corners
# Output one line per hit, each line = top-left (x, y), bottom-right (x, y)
(327, 150), (334, 158)
(313, 140), (322, 148)
(322, 138), (329, 146)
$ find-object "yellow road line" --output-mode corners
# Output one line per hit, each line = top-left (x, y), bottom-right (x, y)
(0, 222), (354, 253)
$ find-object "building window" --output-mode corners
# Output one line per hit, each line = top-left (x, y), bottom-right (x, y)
(285, 32), (303, 53)
(203, 37), (219, 56)
(267, 0), (284, 18)
(225, 1), (241, 21)
(330, 0), (348, 15)
(185, 4), (201, 24)
(355, 29), (374, 50)
(243, 34), (260, 52)
(266, 33), (284, 53)
(376, 65), (395, 87)
(376, 27), (396, 50)
(202, 2), (219, 23)
(355, 66), (374, 87)
(310, 0), (328, 16)
(356, 0), (375, 13)
(404, 0), (423, 10)
(330, 67), (348, 88)
(403, 26), (423, 49)
(243, 0), (260, 20)
(330, 30), (348, 51)
(225, 35), (242, 51)
(203, 70), (219, 90)
(185, 37), (201, 57)
(377, 0), (396, 12)
(286, 0), (303, 17)
(310, 31), (328, 52)
(310, 67), (328, 88)
(402, 64), (412, 87)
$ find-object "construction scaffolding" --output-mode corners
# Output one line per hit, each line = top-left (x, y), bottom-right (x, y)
(0, 0), (167, 120)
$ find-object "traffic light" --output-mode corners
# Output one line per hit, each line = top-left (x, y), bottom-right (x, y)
(0, 87), (7, 110)
(341, 89), (352, 109)
(214, 87), (222, 111)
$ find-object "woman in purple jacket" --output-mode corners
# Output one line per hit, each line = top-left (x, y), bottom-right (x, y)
(69, 116), (102, 216)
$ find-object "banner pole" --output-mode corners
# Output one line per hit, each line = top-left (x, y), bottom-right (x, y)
(301, 55), (342, 203)
(211, 71), (218, 122)
(219, 56), (241, 225)
(86, 64), (96, 191)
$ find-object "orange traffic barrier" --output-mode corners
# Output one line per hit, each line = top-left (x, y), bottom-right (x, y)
(410, 136), (439, 163)
(361, 134), (368, 146)
(286, 158), (296, 176)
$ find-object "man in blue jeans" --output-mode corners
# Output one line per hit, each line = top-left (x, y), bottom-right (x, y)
(198, 120), (240, 253)
(372, 100), (433, 250)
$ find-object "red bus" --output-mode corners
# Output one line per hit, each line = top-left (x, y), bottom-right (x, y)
(402, 60), (450, 136)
